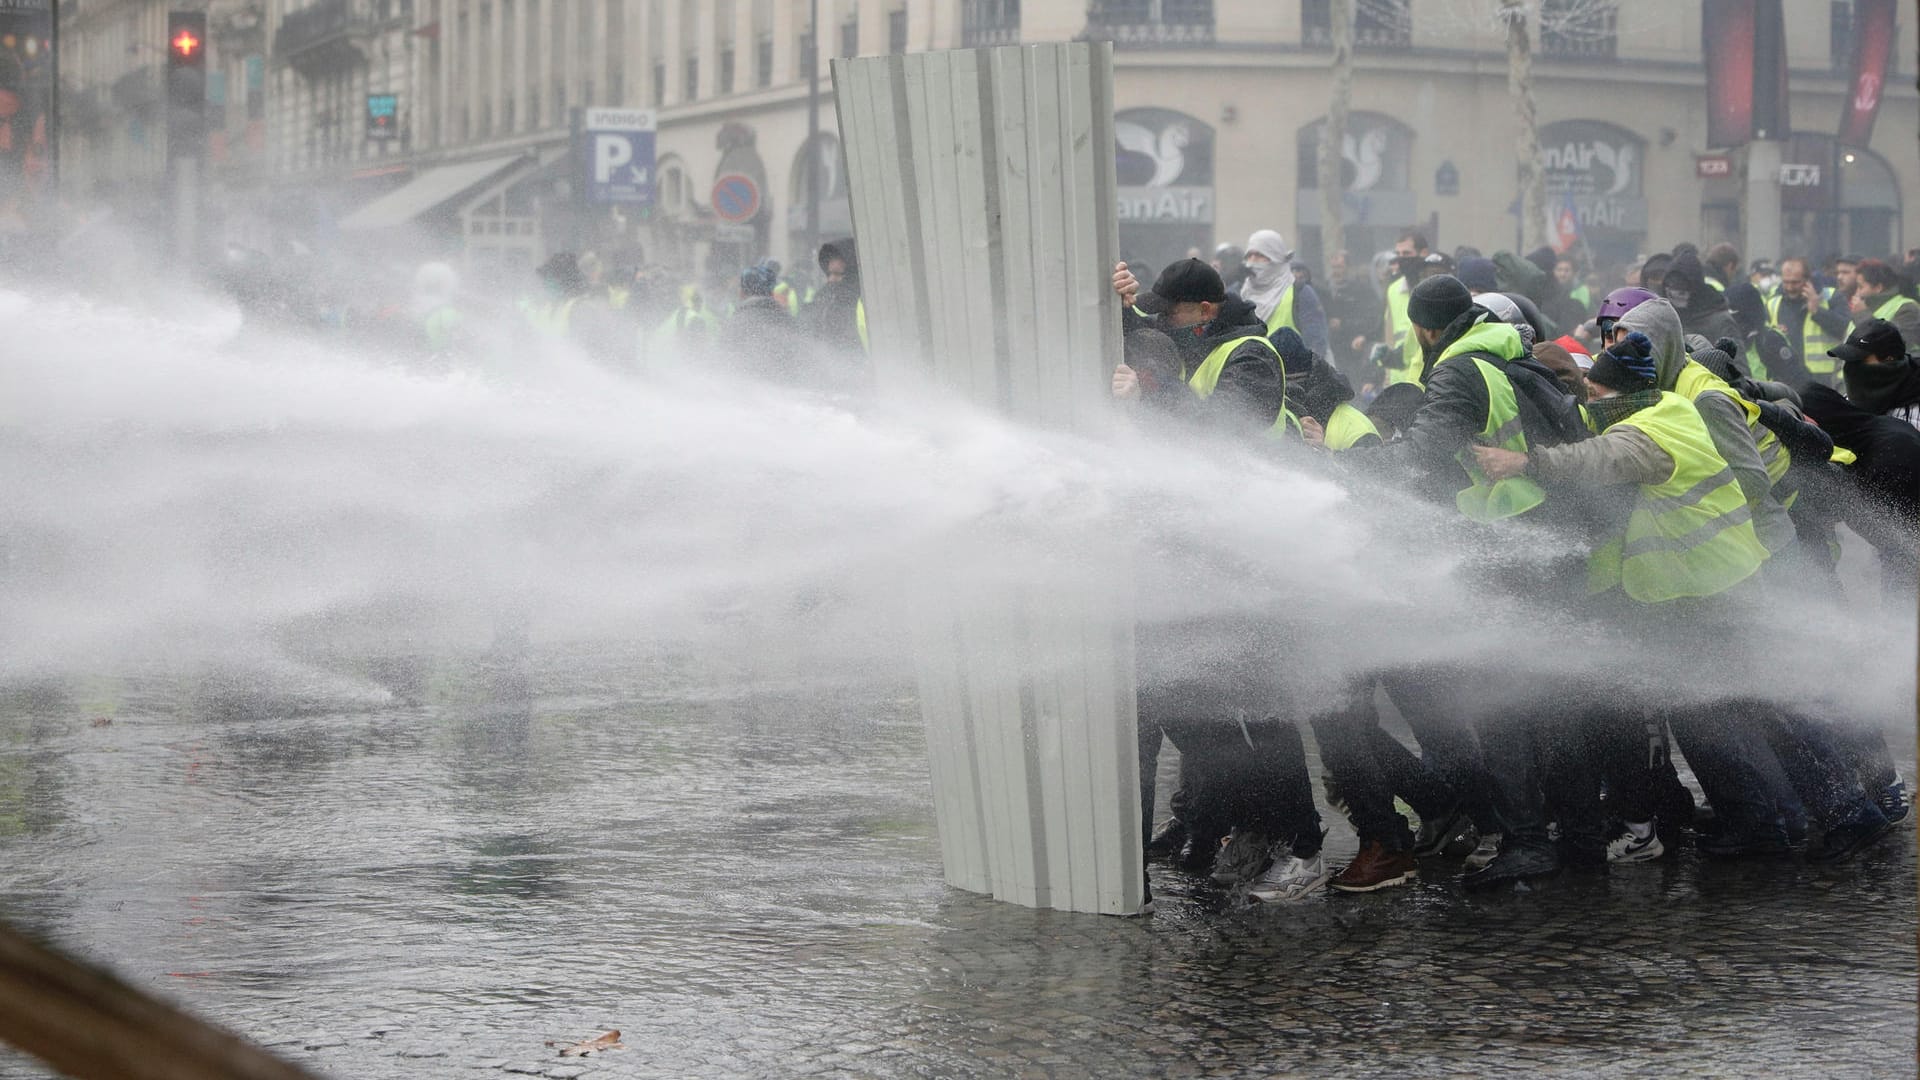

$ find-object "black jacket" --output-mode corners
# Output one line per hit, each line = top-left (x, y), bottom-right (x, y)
(1801, 384), (1920, 585)
(1126, 294), (1286, 437)
(1347, 308), (1586, 509)
(1270, 326), (1380, 448)
(802, 240), (865, 353)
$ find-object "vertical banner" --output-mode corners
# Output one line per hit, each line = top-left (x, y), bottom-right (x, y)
(1839, 0), (1896, 147)
(833, 43), (1142, 916)
(1702, 0), (1756, 148)
(0, 0), (54, 232)
(1751, 0), (1789, 140)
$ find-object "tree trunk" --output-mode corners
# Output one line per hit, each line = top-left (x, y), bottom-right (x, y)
(1317, 0), (1353, 272)
(1504, 0), (1546, 252)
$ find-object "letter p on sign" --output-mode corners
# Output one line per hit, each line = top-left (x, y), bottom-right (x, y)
(595, 135), (634, 184)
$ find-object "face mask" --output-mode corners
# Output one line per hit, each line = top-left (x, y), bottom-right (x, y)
(1843, 355), (1918, 413)
(1756, 275), (1780, 294)
(1666, 288), (1691, 308)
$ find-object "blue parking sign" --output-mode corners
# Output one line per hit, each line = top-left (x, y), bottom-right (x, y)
(583, 108), (657, 206)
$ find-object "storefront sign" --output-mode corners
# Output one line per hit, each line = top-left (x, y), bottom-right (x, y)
(1538, 120), (1648, 234)
(1696, 155), (1732, 178)
(1115, 108), (1214, 225)
(1778, 163), (1822, 187)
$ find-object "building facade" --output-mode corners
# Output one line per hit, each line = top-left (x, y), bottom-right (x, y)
(57, 0), (1920, 283)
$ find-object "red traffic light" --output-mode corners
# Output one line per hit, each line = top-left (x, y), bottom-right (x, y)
(166, 12), (207, 67)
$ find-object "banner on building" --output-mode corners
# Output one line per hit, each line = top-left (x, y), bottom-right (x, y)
(0, 0), (53, 232)
(1838, 0), (1896, 147)
(1702, 0), (1787, 147)
(579, 107), (656, 205)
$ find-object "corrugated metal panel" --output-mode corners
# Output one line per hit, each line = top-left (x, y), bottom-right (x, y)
(833, 43), (1142, 916)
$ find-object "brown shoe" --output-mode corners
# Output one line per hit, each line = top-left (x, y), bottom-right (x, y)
(1330, 841), (1418, 893)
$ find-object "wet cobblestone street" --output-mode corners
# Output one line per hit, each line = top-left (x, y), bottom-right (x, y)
(0, 655), (1911, 1078)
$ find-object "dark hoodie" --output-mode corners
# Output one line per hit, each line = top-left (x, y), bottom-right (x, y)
(802, 239), (865, 353)
(1661, 250), (1740, 342)
(1269, 327), (1374, 445)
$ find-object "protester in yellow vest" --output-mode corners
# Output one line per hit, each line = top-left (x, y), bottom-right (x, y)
(1848, 259), (1920, 351)
(1269, 327), (1379, 451)
(1111, 258), (1293, 438)
(1607, 292), (1799, 555)
(1238, 229), (1329, 362)
(1767, 258), (1852, 384)
(1109, 259), (1329, 904)
(1377, 231), (1431, 387)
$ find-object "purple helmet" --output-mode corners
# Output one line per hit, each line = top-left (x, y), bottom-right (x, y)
(1597, 286), (1658, 322)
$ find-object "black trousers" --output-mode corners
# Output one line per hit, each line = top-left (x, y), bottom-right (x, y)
(1310, 681), (1455, 851)
(1140, 708), (1323, 859)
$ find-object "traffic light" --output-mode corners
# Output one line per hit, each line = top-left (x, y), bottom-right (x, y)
(166, 11), (208, 157)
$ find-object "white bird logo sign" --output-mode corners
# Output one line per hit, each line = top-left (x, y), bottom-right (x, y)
(1116, 119), (1190, 187)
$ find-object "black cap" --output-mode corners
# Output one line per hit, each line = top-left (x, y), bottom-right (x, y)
(1138, 258), (1226, 314)
(1408, 274), (1474, 330)
(1829, 318), (1907, 363)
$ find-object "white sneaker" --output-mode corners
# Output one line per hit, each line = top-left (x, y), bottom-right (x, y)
(1605, 821), (1664, 863)
(1248, 852), (1330, 903)
(1463, 832), (1503, 870)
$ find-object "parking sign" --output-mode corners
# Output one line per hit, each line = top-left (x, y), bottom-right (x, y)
(582, 108), (656, 205)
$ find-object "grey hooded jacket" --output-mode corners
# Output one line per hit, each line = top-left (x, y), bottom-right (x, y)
(1617, 298), (1797, 553)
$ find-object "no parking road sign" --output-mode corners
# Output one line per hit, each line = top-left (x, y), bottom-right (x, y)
(582, 108), (656, 205)
(712, 173), (761, 223)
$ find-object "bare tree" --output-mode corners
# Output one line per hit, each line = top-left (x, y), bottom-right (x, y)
(1318, 0), (1355, 273)
(1501, 1), (1546, 251)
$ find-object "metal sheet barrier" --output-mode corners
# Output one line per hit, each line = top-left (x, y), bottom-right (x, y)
(833, 42), (1143, 915)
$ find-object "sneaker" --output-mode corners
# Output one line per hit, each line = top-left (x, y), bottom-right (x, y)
(1876, 780), (1910, 826)
(1463, 832), (1503, 870)
(1330, 841), (1419, 893)
(1461, 839), (1561, 891)
(1210, 828), (1272, 886)
(1145, 817), (1188, 857)
(1413, 805), (1478, 858)
(1322, 775), (1350, 818)
(1249, 851), (1330, 903)
(1605, 821), (1664, 864)
(1808, 816), (1897, 864)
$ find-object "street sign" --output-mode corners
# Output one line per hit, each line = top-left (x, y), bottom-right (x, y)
(581, 107), (656, 205)
(711, 173), (761, 223)
(1696, 154), (1732, 179)
(366, 93), (399, 141)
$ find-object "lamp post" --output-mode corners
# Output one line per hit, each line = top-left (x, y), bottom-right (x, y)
(804, 0), (820, 273)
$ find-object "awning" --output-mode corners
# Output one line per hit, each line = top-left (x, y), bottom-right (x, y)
(337, 154), (524, 231)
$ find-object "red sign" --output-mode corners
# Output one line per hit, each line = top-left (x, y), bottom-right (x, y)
(711, 173), (761, 223)
(1839, 0), (1896, 147)
(1696, 155), (1732, 179)
(170, 29), (201, 59)
(1702, 0), (1756, 148)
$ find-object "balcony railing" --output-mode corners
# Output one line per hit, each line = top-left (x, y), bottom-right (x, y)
(1302, 0), (1410, 50)
(1084, 0), (1214, 48)
(273, 0), (372, 76)
(962, 0), (1019, 48)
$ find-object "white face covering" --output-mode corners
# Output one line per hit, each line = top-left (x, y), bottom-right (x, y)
(1239, 229), (1295, 321)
